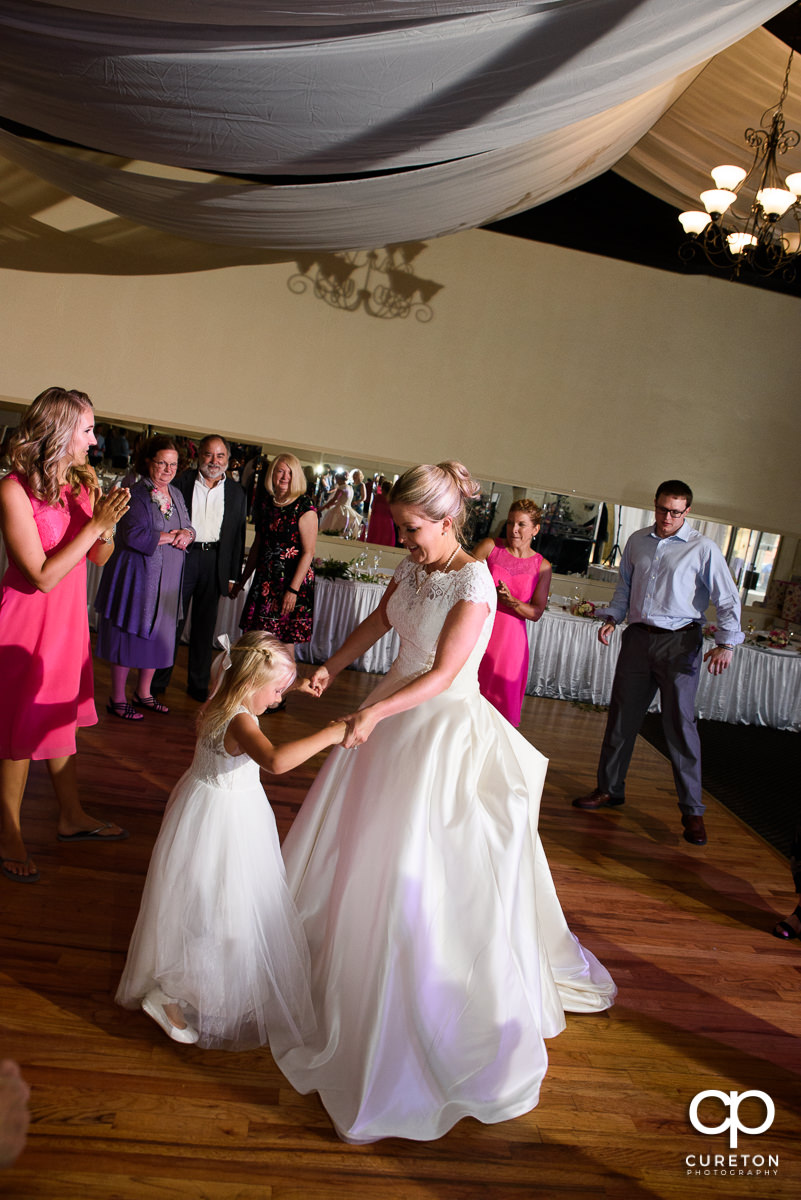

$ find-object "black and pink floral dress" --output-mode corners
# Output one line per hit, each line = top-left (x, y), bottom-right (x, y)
(240, 492), (316, 644)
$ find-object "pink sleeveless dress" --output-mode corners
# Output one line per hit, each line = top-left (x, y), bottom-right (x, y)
(478, 543), (543, 726)
(0, 473), (97, 760)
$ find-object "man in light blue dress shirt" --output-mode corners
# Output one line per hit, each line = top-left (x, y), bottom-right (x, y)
(573, 480), (743, 846)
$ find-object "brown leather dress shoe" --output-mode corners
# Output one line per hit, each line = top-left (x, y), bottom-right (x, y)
(572, 789), (625, 810)
(681, 813), (708, 846)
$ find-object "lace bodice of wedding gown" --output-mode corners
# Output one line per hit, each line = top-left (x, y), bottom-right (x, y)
(188, 708), (260, 790)
(386, 557), (497, 690)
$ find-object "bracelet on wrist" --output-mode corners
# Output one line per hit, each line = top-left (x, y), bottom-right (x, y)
(96, 532), (114, 544)
(718, 643), (734, 650)
(287, 586), (299, 596)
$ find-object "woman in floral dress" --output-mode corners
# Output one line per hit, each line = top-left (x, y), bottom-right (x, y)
(236, 454), (317, 657)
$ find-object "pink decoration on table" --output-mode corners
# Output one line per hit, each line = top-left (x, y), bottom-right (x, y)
(571, 599), (596, 617)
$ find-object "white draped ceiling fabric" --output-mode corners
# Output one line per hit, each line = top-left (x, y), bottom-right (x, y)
(617, 26), (801, 217)
(0, 0), (791, 250)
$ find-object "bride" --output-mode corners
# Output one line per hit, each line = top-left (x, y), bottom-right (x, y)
(276, 461), (616, 1143)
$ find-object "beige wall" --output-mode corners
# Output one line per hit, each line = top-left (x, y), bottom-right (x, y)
(1, 228), (799, 533)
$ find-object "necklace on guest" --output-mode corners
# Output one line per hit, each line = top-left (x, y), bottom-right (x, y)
(414, 544), (460, 595)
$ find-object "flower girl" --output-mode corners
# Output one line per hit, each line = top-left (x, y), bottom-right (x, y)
(116, 632), (346, 1051)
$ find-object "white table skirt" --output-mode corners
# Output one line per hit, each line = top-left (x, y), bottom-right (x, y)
(295, 577), (400, 674)
(526, 612), (801, 732)
(694, 641), (801, 731)
(526, 610), (619, 705)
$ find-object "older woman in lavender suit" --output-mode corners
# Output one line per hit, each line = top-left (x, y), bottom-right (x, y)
(94, 436), (194, 719)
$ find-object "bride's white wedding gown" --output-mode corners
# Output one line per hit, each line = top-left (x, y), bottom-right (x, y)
(277, 558), (616, 1142)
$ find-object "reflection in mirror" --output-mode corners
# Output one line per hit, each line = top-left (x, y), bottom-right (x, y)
(2, 402), (790, 614)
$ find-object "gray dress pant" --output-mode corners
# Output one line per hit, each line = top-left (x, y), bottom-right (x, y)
(597, 622), (705, 814)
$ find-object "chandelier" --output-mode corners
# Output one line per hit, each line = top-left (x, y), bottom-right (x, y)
(288, 244), (443, 321)
(679, 51), (801, 280)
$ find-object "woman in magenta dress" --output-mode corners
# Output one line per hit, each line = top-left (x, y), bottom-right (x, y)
(474, 500), (551, 726)
(366, 478), (397, 547)
(0, 387), (131, 883)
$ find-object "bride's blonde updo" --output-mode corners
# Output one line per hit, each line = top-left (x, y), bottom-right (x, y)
(389, 461), (480, 542)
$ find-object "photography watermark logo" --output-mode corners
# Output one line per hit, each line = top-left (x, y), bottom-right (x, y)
(684, 1089), (779, 1178)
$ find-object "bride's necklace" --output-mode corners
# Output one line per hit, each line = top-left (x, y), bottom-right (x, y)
(414, 544), (460, 595)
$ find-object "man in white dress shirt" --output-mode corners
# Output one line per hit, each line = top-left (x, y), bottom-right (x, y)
(573, 480), (743, 846)
(153, 435), (246, 702)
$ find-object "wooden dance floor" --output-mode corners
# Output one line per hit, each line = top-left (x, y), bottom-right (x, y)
(1, 650), (798, 1199)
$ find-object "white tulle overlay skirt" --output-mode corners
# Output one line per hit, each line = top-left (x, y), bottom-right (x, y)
(277, 674), (616, 1142)
(116, 760), (315, 1053)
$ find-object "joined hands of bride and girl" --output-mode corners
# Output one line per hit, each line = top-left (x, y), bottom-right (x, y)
(300, 666), (374, 748)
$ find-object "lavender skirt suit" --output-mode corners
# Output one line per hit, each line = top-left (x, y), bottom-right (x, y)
(95, 480), (194, 669)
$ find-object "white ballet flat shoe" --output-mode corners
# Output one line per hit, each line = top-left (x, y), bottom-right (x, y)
(141, 989), (199, 1045)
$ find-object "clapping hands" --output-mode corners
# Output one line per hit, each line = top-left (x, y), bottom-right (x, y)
(93, 484), (129, 534)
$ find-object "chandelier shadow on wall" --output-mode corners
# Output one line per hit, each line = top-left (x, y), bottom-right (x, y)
(288, 243), (444, 321)
(679, 51), (801, 281)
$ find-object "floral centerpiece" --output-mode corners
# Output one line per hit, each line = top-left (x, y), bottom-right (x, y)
(313, 553), (382, 584)
(313, 556), (350, 579)
(570, 599), (596, 618)
(768, 628), (790, 648)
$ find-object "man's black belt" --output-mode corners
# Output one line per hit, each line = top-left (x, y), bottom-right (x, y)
(632, 622), (698, 635)
(192, 541), (219, 551)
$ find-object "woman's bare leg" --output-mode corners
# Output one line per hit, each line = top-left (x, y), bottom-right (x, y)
(135, 667), (157, 699)
(0, 759), (35, 876)
(46, 756), (125, 839)
(109, 664), (130, 705)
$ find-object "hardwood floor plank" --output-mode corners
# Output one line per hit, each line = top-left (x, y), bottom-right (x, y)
(1, 650), (799, 1197)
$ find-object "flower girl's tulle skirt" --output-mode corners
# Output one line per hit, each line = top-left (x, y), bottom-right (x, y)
(116, 767), (315, 1053)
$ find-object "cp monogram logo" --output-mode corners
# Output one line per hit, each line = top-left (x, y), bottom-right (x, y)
(689, 1090), (775, 1149)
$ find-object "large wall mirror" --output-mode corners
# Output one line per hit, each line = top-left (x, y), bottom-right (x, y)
(0, 404), (789, 611)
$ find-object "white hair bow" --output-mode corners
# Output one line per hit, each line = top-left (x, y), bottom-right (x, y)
(209, 633), (233, 697)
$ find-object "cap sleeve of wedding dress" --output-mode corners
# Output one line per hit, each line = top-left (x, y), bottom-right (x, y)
(449, 558), (497, 609)
(277, 554), (616, 1144)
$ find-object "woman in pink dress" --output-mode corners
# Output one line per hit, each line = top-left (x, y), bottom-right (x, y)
(0, 387), (130, 883)
(474, 500), (551, 726)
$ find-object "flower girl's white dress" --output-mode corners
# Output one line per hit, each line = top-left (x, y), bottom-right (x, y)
(276, 559), (616, 1142)
(116, 708), (315, 1052)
